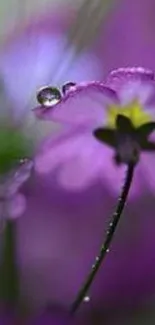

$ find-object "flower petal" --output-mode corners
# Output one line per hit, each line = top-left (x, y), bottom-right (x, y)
(35, 127), (109, 190)
(117, 80), (155, 110)
(104, 68), (155, 116)
(106, 73), (155, 122)
(105, 67), (155, 91)
(35, 126), (147, 198)
(34, 82), (118, 127)
(7, 193), (26, 219)
(7, 159), (33, 197)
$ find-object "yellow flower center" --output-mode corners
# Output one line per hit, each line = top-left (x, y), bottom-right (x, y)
(107, 100), (151, 129)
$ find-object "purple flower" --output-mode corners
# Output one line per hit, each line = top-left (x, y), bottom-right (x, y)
(34, 67), (155, 193)
(17, 68), (155, 311)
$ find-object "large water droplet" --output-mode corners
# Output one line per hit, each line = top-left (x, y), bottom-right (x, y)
(62, 82), (76, 95)
(83, 296), (90, 302)
(37, 86), (61, 107)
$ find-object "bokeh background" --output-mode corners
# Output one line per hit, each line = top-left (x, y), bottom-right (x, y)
(1, 0), (155, 324)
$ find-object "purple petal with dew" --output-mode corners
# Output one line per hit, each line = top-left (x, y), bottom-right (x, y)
(104, 68), (155, 118)
(34, 82), (118, 127)
(104, 67), (155, 108)
(116, 79), (155, 108)
(105, 67), (155, 91)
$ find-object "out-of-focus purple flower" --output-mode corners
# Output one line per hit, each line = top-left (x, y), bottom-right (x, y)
(17, 68), (155, 311)
(101, 0), (155, 74)
(0, 159), (33, 220)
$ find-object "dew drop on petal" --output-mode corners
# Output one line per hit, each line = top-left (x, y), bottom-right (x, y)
(62, 82), (76, 95)
(37, 86), (61, 107)
(83, 296), (90, 302)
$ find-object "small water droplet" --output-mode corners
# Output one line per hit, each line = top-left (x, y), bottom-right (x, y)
(37, 86), (61, 107)
(106, 248), (110, 253)
(62, 82), (76, 95)
(95, 256), (99, 262)
(83, 296), (90, 302)
(92, 264), (95, 270)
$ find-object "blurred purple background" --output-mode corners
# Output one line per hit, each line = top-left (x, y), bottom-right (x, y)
(1, 0), (155, 324)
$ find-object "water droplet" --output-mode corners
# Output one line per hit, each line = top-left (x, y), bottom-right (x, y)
(92, 264), (95, 270)
(62, 82), (76, 95)
(106, 248), (110, 253)
(83, 296), (90, 302)
(37, 86), (61, 107)
(95, 256), (99, 262)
